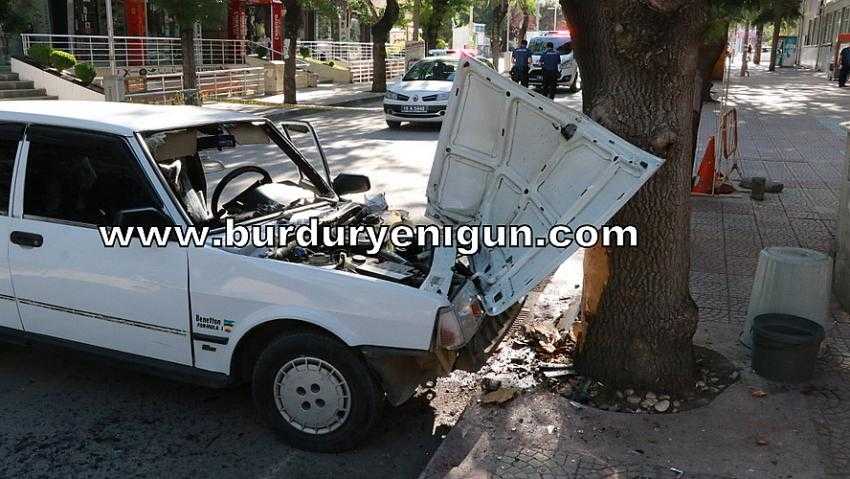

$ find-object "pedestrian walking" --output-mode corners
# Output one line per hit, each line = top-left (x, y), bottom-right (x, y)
(839, 45), (850, 87)
(512, 40), (531, 87)
(541, 42), (561, 100)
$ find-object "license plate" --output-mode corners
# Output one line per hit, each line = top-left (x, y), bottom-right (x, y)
(401, 105), (426, 113)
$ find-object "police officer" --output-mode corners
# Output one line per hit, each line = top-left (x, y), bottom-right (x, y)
(840, 45), (850, 88)
(541, 42), (561, 100)
(512, 39), (531, 87)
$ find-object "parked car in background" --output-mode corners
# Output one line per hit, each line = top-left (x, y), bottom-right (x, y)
(383, 54), (494, 129)
(527, 31), (581, 93)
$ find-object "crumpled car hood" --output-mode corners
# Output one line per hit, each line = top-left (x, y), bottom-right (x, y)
(425, 56), (664, 315)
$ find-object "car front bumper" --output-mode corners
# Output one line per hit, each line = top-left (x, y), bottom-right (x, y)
(383, 102), (448, 123)
(359, 301), (521, 405)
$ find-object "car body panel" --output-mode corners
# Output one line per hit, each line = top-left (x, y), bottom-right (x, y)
(426, 57), (664, 315)
(188, 244), (448, 374)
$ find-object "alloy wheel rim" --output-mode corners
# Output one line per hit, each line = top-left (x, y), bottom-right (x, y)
(273, 357), (351, 435)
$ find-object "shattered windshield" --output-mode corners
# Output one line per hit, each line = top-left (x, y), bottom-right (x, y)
(403, 59), (459, 81)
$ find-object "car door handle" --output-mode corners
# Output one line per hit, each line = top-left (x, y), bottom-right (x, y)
(10, 231), (43, 248)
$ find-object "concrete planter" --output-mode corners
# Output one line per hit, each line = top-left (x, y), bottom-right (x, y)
(11, 57), (104, 101)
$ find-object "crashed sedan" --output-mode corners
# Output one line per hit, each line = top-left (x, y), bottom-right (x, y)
(0, 58), (661, 452)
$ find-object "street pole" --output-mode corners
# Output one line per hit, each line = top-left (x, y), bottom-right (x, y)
(105, 0), (116, 74)
(506, 2), (510, 51)
(102, 0), (125, 101)
(553, 5), (557, 30)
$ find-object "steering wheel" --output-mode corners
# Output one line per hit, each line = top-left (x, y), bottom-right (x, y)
(211, 165), (273, 221)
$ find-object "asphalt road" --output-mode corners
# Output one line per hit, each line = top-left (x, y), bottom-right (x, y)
(0, 91), (585, 479)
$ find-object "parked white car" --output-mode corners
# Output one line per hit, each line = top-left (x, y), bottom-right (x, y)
(383, 56), (459, 128)
(527, 32), (581, 93)
(0, 58), (660, 452)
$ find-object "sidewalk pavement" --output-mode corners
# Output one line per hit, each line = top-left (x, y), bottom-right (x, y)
(205, 82), (383, 116)
(419, 64), (850, 478)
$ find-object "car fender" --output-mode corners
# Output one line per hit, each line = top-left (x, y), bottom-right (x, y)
(188, 246), (448, 374)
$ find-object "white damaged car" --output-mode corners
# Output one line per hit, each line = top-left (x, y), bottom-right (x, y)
(0, 58), (661, 451)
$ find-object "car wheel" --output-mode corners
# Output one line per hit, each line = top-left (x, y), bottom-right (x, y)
(386, 120), (402, 129)
(568, 70), (582, 93)
(252, 332), (384, 452)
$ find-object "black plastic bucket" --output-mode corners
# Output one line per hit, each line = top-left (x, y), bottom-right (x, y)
(751, 313), (824, 383)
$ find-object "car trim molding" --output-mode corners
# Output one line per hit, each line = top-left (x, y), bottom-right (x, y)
(0, 293), (187, 336)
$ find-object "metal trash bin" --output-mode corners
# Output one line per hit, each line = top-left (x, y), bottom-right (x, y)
(741, 247), (832, 348)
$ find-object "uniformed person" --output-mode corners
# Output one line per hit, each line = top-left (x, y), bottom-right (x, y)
(840, 45), (850, 88)
(512, 40), (531, 87)
(541, 42), (561, 100)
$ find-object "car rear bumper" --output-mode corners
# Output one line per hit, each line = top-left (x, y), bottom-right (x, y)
(528, 68), (573, 85)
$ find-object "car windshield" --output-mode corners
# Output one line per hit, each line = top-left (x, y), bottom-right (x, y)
(528, 36), (572, 54)
(403, 59), (459, 81)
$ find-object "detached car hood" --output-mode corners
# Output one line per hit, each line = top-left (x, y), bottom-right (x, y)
(425, 56), (664, 315)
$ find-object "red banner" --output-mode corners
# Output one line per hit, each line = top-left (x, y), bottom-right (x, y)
(125, 0), (146, 65)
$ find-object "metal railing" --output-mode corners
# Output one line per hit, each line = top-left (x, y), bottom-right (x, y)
(298, 40), (406, 83)
(21, 33), (250, 68)
(126, 67), (266, 104)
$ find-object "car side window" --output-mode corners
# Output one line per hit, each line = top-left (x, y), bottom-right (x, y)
(23, 126), (162, 227)
(0, 123), (24, 215)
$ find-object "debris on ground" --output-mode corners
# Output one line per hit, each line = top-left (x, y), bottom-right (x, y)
(474, 293), (740, 414)
(480, 387), (520, 405)
(751, 388), (769, 398)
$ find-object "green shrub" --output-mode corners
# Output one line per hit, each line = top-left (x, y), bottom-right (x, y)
(74, 63), (96, 86)
(299, 46), (310, 58)
(49, 49), (77, 70)
(28, 44), (53, 65)
(436, 39), (448, 49)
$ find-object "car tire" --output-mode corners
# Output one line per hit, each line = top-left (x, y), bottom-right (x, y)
(252, 332), (384, 452)
(386, 120), (402, 129)
(568, 70), (581, 93)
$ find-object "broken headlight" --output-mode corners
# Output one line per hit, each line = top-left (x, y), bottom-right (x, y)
(435, 281), (485, 350)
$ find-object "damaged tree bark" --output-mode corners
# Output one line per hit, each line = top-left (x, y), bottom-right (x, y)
(561, 0), (711, 393)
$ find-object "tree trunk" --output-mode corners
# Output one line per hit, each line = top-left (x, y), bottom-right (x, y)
(412, 0), (421, 41)
(740, 22), (749, 77)
(561, 0), (709, 393)
(180, 27), (199, 105)
(769, 20), (781, 71)
(370, 0), (399, 93)
(424, 0), (448, 50)
(518, 13), (529, 45)
(490, 0), (508, 70)
(754, 23), (763, 64)
(283, 0), (303, 104)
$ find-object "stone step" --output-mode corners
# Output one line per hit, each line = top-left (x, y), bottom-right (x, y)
(0, 88), (47, 98)
(0, 73), (19, 81)
(0, 80), (34, 90)
(0, 95), (58, 101)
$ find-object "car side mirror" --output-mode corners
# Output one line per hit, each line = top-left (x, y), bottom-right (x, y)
(114, 207), (173, 228)
(332, 173), (371, 196)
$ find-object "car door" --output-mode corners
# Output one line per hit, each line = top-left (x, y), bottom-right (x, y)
(0, 123), (25, 332)
(8, 125), (192, 365)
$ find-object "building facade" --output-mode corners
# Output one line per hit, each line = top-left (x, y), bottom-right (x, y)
(798, 0), (850, 69)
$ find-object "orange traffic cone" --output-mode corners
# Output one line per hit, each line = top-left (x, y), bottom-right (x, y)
(692, 136), (716, 195)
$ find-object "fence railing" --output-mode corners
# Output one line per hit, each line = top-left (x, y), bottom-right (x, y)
(299, 40), (406, 83)
(126, 67), (265, 104)
(21, 33), (250, 68)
